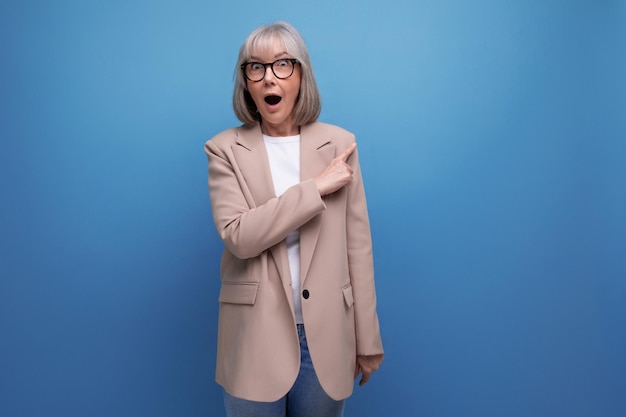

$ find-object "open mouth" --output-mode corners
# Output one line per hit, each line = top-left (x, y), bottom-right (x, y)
(264, 95), (282, 105)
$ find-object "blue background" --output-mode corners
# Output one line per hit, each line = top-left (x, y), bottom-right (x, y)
(1, 1), (625, 416)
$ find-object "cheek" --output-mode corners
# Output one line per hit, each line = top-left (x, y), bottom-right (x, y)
(288, 80), (302, 100)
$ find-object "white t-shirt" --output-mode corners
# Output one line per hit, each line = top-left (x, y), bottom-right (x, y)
(263, 134), (303, 324)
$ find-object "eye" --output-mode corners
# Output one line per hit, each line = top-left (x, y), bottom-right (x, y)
(276, 59), (290, 68)
(249, 62), (264, 71)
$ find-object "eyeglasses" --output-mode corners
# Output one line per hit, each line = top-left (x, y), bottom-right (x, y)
(241, 58), (299, 82)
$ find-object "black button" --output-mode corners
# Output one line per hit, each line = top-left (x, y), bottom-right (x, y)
(302, 289), (310, 299)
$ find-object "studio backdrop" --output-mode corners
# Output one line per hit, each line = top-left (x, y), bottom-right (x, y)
(1, 1), (624, 416)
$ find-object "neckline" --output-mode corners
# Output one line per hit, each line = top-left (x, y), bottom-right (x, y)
(263, 134), (300, 144)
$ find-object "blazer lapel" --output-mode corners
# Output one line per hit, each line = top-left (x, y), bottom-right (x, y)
(232, 123), (296, 316)
(299, 123), (336, 285)
(232, 123), (275, 207)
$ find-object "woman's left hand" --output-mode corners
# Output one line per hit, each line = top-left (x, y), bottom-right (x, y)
(354, 354), (384, 386)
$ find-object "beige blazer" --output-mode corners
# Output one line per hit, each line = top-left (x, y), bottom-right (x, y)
(205, 121), (383, 402)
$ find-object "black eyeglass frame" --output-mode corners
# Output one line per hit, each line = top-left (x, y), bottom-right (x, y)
(241, 58), (299, 82)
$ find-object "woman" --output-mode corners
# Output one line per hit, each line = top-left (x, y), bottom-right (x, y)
(205, 21), (383, 417)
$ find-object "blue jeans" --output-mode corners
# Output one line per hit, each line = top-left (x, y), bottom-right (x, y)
(223, 324), (346, 417)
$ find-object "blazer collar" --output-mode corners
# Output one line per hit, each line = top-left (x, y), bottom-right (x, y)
(235, 122), (331, 150)
(234, 122), (336, 189)
(235, 122), (263, 151)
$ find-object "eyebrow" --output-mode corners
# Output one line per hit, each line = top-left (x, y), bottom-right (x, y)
(249, 51), (289, 61)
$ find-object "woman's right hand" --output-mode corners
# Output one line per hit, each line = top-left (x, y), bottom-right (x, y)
(314, 143), (357, 196)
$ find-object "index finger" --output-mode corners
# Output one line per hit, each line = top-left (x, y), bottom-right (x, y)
(338, 143), (357, 162)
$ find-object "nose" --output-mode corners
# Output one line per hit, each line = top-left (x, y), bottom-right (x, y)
(263, 64), (276, 83)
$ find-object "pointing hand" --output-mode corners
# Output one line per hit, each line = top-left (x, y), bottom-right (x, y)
(314, 143), (357, 196)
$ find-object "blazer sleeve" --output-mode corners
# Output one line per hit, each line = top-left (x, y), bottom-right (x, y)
(205, 138), (326, 259)
(345, 145), (384, 356)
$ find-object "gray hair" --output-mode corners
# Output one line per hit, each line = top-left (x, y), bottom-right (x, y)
(232, 22), (321, 126)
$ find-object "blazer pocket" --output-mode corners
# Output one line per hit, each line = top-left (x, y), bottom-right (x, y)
(219, 282), (259, 305)
(342, 284), (354, 308)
